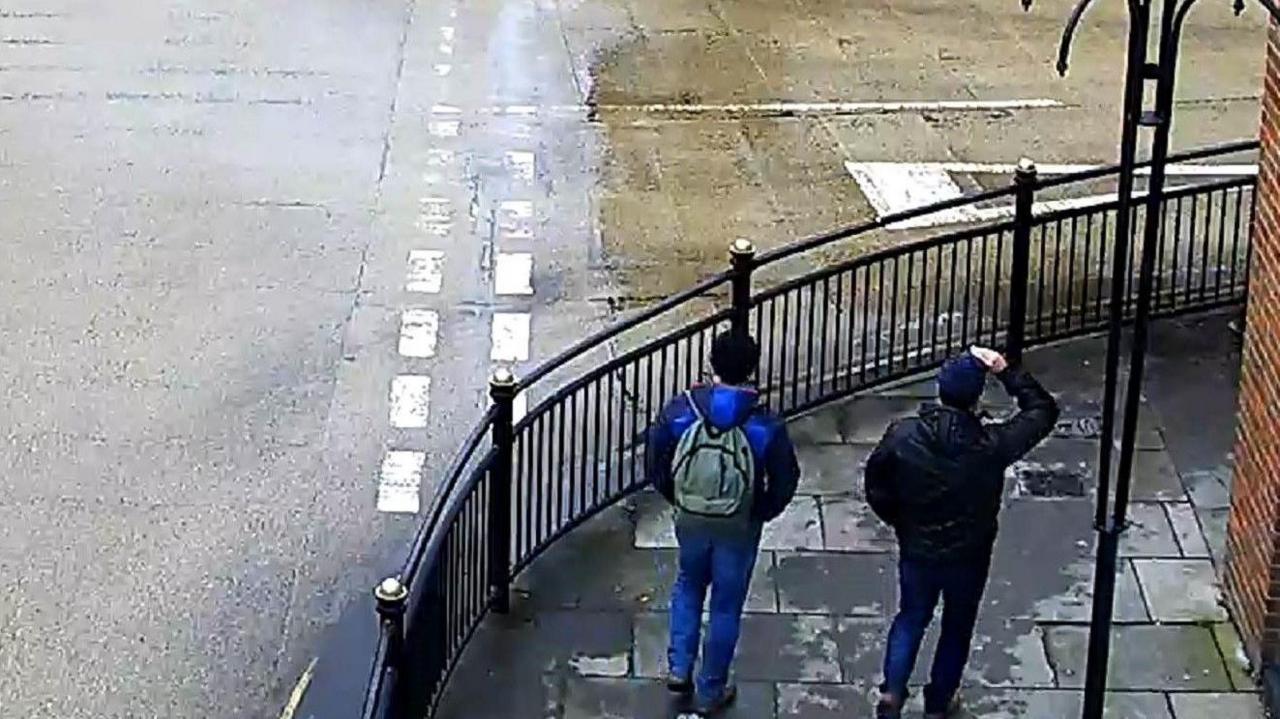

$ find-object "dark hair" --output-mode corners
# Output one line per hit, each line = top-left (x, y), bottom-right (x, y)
(710, 331), (760, 385)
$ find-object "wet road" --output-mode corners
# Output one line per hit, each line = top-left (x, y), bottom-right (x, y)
(0, 1), (1264, 717)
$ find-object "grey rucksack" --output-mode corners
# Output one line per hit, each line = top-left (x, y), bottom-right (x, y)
(671, 391), (755, 519)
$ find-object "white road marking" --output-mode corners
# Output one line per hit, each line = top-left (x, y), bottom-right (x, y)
(406, 249), (445, 293)
(845, 159), (1223, 229)
(491, 312), (531, 362)
(439, 41), (454, 55)
(495, 252), (534, 295)
(441, 26), (455, 42)
(499, 199), (533, 218)
(377, 450), (424, 514)
(399, 308), (440, 358)
(936, 161), (1257, 176)
(431, 104), (461, 115)
(390, 375), (432, 428)
(498, 199), (535, 239)
(428, 119), (460, 137)
(603, 98), (1065, 115)
(434, 63), (452, 77)
(505, 150), (535, 182)
(844, 162), (983, 229)
(420, 196), (452, 222)
(503, 105), (537, 116)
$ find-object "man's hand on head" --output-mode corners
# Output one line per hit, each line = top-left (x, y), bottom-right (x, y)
(969, 346), (1008, 374)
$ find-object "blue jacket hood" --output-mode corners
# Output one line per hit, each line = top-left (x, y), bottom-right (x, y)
(689, 384), (760, 430)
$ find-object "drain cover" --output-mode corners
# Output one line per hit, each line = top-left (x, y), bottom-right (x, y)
(1011, 461), (1088, 498)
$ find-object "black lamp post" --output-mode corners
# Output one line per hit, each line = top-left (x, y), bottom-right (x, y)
(1019, 1), (1279, 717)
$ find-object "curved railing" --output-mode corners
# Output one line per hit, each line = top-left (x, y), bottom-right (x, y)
(362, 140), (1258, 719)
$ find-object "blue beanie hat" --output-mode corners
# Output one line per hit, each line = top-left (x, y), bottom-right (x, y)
(937, 354), (988, 408)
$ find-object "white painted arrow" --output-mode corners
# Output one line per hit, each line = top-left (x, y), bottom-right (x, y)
(845, 160), (1257, 230)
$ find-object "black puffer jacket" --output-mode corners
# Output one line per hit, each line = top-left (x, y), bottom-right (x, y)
(863, 368), (1059, 562)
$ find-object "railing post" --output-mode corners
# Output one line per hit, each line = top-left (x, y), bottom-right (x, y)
(374, 575), (408, 667)
(1007, 157), (1037, 365)
(487, 368), (516, 615)
(730, 238), (757, 336)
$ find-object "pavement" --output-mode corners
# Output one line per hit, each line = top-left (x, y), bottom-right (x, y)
(0, 1), (1266, 717)
(434, 312), (1262, 718)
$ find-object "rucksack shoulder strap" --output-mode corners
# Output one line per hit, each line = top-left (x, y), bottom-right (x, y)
(683, 390), (703, 421)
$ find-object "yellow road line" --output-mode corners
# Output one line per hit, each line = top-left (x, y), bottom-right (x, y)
(279, 657), (318, 719)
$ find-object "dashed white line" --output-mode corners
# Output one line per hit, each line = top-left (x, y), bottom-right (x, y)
(406, 250), (445, 293)
(505, 150), (535, 182)
(439, 41), (454, 55)
(420, 196), (452, 221)
(429, 119), (461, 137)
(494, 252), (534, 295)
(491, 312), (531, 362)
(377, 450), (425, 514)
(390, 375), (432, 428)
(399, 308), (440, 358)
(434, 63), (453, 77)
(431, 104), (461, 115)
(441, 26), (455, 42)
(498, 199), (534, 238)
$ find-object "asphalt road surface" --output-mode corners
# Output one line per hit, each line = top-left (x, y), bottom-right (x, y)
(0, 1), (1265, 717)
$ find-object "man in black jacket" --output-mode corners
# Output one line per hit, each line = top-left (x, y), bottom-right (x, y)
(865, 347), (1059, 719)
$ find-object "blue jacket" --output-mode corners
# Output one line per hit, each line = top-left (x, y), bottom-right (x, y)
(645, 384), (801, 525)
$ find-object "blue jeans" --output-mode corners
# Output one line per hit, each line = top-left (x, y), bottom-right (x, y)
(882, 556), (991, 714)
(668, 526), (760, 702)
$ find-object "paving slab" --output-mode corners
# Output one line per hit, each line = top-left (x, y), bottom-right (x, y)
(950, 690), (1171, 719)
(762, 497), (826, 551)
(515, 504), (671, 611)
(561, 677), (776, 719)
(776, 683), (876, 718)
(635, 494), (825, 552)
(837, 396), (925, 443)
(1165, 502), (1212, 558)
(1169, 692), (1266, 719)
(775, 552), (896, 617)
(819, 495), (896, 552)
(795, 443), (872, 496)
(437, 610), (634, 717)
(833, 615), (1053, 692)
(788, 410), (844, 445)
(1212, 621), (1256, 692)
(1044, 625), (1232, 691)
(986, 499), (1148, 623)
(735, 614), (843, 683)
(1197, 506), (1231, 566)
(1132, 559), (1229, 622)
(1016, 440), (1185, 501)
(1119, 503), (1182, 558)
(1183, 467), (1234, 510)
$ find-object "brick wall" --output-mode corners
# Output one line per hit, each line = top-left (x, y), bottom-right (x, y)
(1226, 19), (1280, 668)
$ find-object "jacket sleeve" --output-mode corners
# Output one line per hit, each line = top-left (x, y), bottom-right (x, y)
(758, 422), (801, 522)
(645, 399), (682, 504)
(863, 425), (901, 527)
(990, 367), (1061, 466)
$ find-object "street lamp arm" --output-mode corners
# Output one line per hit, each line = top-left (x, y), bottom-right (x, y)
(1171, 0), (1280, 52)
(1248, 0), (1280, 22)
(1054, 0), (1102, 75)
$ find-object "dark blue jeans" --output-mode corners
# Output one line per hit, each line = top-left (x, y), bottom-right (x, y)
(668, 526), (760, 702)
(882, 556), (991, 714)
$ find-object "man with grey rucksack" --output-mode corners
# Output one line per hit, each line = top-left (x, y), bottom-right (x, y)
(646, 331), (801, 716)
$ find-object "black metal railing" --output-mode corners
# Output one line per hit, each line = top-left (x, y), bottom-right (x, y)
(361, 140), (1257, 719)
